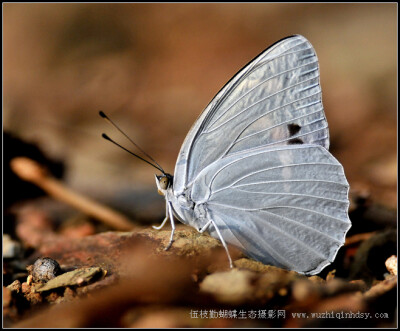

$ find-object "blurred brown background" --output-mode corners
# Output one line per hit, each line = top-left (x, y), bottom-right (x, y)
(4, 3), (397, 218)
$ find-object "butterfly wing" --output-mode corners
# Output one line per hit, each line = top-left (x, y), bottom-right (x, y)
(190, 144), (351, 275)
(174, 35), (329, 194)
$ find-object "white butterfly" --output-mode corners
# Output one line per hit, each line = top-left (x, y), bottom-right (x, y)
(121, 35), (351, 275)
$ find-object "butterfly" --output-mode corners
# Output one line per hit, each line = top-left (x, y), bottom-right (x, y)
(103, 35), (351, 275)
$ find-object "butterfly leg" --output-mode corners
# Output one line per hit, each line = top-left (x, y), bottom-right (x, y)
(152, 200), (169, 230)
(164, 201), (175, 251)
(200, 218), (233, 269)
(198, 220), (212, 233)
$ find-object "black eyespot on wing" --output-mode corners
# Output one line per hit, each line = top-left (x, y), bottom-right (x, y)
(288, 138), (304, 145)
(288, 123), (301, 136)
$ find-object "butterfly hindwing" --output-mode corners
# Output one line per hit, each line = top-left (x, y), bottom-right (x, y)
(190, 144), (351, 275)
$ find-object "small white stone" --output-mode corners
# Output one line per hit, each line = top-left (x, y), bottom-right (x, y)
(385, 255), (397, 276)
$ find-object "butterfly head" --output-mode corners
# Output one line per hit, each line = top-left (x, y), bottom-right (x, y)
(155, 173), (173, 196)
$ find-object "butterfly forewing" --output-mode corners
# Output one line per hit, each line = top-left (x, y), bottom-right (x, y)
(174, 35), (329, 194)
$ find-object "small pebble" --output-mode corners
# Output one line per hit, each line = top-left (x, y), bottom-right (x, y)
(3, 234), (23, 258)
(6, 280), (22, 293)
(29, 257), (61, 283)
(385, 255), (397, 276)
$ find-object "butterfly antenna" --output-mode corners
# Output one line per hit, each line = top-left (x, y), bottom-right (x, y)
(102, 133), (164, 173)
(99, 111), (165, 173)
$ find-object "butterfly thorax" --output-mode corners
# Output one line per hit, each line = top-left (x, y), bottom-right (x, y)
(155, 173), (199, 227)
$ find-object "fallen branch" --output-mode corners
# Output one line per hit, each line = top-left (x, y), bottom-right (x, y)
(10, 157), (134, 231)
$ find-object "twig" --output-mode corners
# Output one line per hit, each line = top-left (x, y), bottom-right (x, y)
(344, 231), (376, 246)
(10, 157), (134, 231)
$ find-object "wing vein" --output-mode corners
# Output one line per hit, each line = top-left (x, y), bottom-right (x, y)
(203, 40), (311, 130)
(231, 189), (348, 204)
(234, 100), (322, 144)
(253, 210), (335, 258)
(263, 125), (328, 147)
(207, 202), (350, 224)
(206, 58), (318, 131)
(258, 209), (343, 244)
(213, 178), (348, 195)
(208, 160), (342, 193)
(204, 72), (320, 134)
(209, 210), (299, 269)
(222, 104), (324, 157)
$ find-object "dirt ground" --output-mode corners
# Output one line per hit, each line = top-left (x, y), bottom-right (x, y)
(3, 3), (397, 328)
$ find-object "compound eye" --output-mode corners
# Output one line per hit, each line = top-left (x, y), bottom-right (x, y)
(160, 176), (169, 190)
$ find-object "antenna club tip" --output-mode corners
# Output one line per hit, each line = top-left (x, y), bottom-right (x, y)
(99, 111), (106, 118)
(102, 133), (110, 140)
